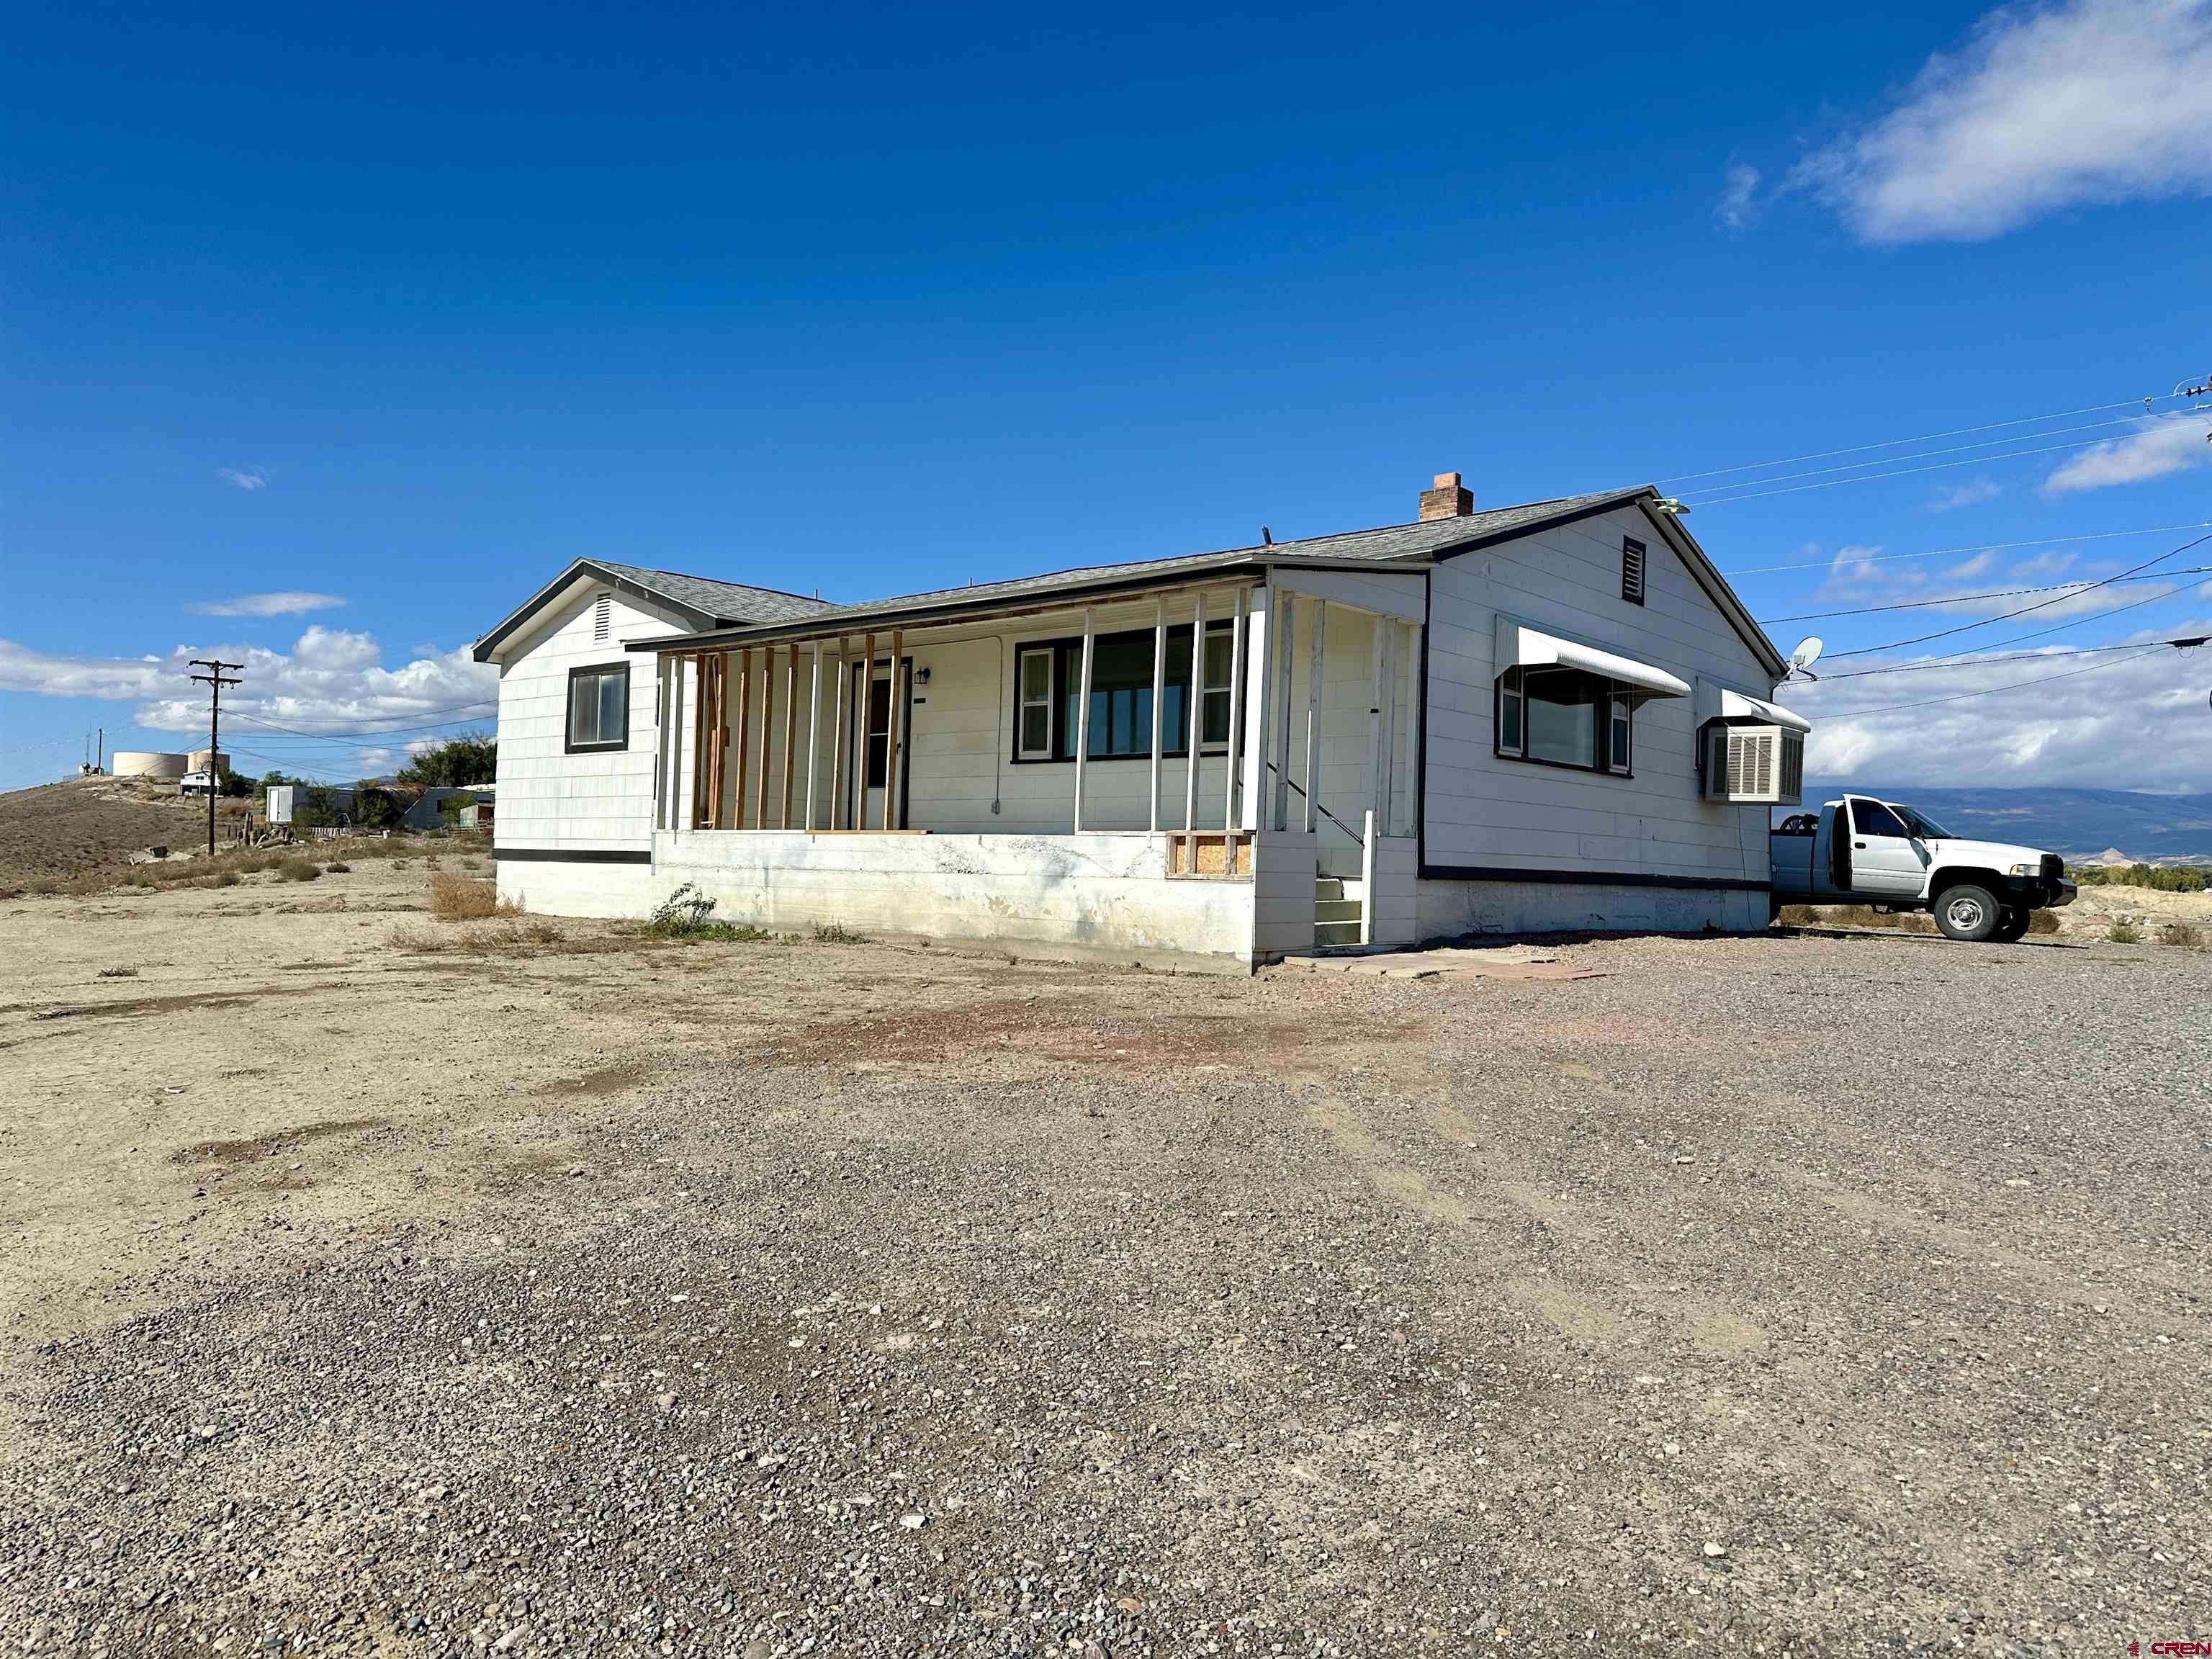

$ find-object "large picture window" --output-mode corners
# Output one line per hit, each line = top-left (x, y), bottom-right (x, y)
(1496, 667), (1633, 775)
(1012, 623), (1236, 763)
(567, 662), (630, 752)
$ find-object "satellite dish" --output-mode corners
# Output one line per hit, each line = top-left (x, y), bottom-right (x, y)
(1789, 636), (1825, 678)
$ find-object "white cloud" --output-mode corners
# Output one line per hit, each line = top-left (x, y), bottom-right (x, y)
(217, 467), (269, 491)
(1717, 161), (1761, 230)
(0, 626), (496, 775)
(2042, 417), (2212, 493)
(1793, 0), (2212, 243)
(1928, 477), (2002, 512)
(1827, 544), (1893, 585)
(189, 591), (346, 618)
(0, 642), (171, 701)
(1797, 615), (2212, 791)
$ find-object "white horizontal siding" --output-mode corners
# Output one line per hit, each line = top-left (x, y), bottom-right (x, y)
(494, 585), (683, 853)
(1421, 504), (1776, 884)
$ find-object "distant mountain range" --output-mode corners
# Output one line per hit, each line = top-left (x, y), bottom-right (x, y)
(1799, 786), (2212, 863)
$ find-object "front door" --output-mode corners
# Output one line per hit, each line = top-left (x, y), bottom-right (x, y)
(1847, 796), (1927, 900)
(849, 660), (904, 830)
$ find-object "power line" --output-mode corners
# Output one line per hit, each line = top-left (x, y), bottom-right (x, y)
(1671, 411), (2148, 497)
(187, 658), (243, 855)
(1802, 647), (2175, 719)
(1682, 419), (2212, 508)
(222, 706), (497, 742)
(1756, 567), (2212, 623)
(1656, 391), (2190, 486)
(1826, 532), (2212, 659)
(1719, 521), (2212, 577)
(1805, 634), (2211, 680)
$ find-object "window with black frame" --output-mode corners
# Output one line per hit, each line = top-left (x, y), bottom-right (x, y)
(1013, 624), (1235, 762)
(566, 662), (630, 752)
(1496, 667), (1632, 775)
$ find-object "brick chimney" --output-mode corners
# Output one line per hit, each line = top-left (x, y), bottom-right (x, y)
(1419, 471), (1473, 521)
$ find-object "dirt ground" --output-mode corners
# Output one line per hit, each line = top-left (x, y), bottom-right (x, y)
(0, 862), (2205, 1656)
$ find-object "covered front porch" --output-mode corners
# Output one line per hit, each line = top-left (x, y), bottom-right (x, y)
(638, 567), (1424, 964)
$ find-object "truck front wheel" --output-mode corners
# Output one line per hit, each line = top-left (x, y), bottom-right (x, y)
(1934, 884), (2002, 943)
(1992, 907), (2031, 943)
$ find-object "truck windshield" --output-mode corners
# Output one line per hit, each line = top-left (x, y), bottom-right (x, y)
(1887, 801), (1954, 840)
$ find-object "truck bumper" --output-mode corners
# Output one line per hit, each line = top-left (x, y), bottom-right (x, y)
(1997, 873), (2074, 909)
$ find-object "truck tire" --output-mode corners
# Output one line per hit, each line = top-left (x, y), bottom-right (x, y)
(1992, 907), (2031, 943)
(1934, 883), (2002, 943)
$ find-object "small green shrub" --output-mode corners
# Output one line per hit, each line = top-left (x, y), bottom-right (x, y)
(2026, 909), (2060, 935)
(278, 857), (323, 883)
(644, 884), (775, 942)
(97, 966), (138, 979)
(325, 860), (351, 874)
(2157, 920), (2204, 949)
(809, 921), (866, 945)
(2107, 915), (2143, 944)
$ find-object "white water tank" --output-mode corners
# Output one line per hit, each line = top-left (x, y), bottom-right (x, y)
(111, 751), (189, 780)
(189, 749), (230, 773)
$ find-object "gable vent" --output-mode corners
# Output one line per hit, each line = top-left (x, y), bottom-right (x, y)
(593, 592), (612, 643)
(1621, 536), (1647, 606)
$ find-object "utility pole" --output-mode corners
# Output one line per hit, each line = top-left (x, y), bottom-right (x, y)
(189, 659), (243, 855)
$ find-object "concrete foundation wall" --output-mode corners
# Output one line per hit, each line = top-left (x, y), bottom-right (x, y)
(1415, 877), (1766, 939)
(497, 857), (660, 920)
(652, 830), (1255, 966)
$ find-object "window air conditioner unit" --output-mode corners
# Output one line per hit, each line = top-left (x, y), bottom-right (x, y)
(1701, 721), (1802, 805)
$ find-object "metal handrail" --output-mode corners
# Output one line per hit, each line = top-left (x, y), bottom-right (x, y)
(1260, 761), (1364, 848)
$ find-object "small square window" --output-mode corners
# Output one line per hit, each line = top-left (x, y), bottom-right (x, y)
(567, 663), (629, 752)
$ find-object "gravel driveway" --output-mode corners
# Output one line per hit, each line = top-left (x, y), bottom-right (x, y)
(0, 866), (2204, 1655)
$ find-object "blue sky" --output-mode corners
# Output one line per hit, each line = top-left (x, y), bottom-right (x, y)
(5, 0), (2211, 790)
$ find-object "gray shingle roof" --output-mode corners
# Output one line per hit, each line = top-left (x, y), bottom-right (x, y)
(588, 559), (835, 626)
(655, 487), (1654, 643)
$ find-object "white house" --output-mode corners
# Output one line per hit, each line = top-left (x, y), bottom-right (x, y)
(472, 475), (1807, 969)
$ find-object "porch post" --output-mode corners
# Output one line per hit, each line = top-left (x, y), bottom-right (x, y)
(830, 636), (848, 831)
(871, 628), (889, 832)
(1303, 599), (1326, 835)
(755, 648), (775, 832)
(1148, 595), (1165, 834)
(1182, 590), (1205, 846)
(1367, 616), (1388, 836)
(1222, 587), (1246, 837)
(1072, 608), (1094, 833)
(732, 649), (751, 830)
(1242, 590), (1273, 833)
(805, 640), (822, 832)
(781, 647), (799, 830)
(1377, 622), (1401, 837)
(860, 632), (876, 830)
(1272, 592), (1296, 832)
(688, 653), (708, 830)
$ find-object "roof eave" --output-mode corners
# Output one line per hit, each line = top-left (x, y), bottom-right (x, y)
(629, 554), (1272, 654)
(473, 559), (719, 663)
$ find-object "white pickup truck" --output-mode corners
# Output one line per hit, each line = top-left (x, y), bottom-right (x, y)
(1771, 795), (2075, 942)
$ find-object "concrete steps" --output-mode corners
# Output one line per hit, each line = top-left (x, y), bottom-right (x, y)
(1313, 876), (1363, 949)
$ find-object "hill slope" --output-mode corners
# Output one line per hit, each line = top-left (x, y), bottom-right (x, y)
(1802, 785), (2212, 862)
(0, 777), (243, 889)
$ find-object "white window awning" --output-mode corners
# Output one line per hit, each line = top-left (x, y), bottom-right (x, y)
(1719, 687), (1812, 732)
(1495, 618), (1690, 698)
